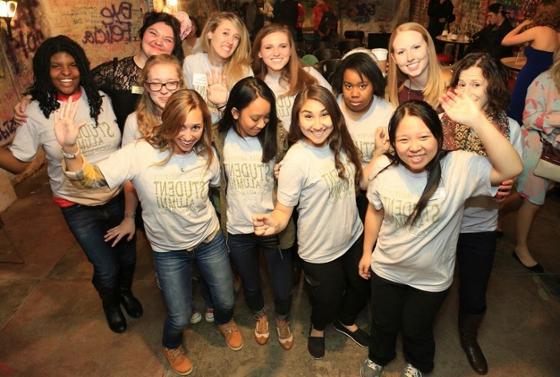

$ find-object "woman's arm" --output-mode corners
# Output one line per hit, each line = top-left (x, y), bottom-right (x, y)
(358, 203), (384, 279)
(441, 91), (522, 184)
(501, 19), (534, 46)
(523, 76), (560, 133)
(0, 148), (30, 174)
(252, 202), (294, 236)
(104, 181), (137, 246)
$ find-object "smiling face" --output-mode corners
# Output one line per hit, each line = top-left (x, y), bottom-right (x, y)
(50, 52), (80, 96)
(233, 96), (271, 137)
(392, 30), (429, 80)
(146, 63), (182, 110)
(298, 99), (333, 146)
(258, 31), (291, 73)
(173, 107), (204, 154)
(455, 66), (488, 110)
(342, 68), (374, 114)
(141, 22), (175, 58)
(394, 114), (438, 173)
(208, 19), (241, 61)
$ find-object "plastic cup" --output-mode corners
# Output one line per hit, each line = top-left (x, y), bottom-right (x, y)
(371, 48), (388, 74)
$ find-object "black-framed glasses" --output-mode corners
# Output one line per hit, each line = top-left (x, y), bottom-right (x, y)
(144, 80), (181, 92)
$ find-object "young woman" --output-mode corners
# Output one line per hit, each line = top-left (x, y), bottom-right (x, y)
(55, 89), (243, 376)
(0, 36), (140, 334)
(501, 0), (560, 125)
(252, 23), (331, 130)
(13, 12), (184, 131)
(252, 85), (369, 359)
(514, 56), (560, 272)
(386, 22), (450, 110)
(214, 77), (295, 350)
(357, 96), (522, 377)
(182, 12), (253, 122)
(442, 52), (522, 375)
(332, 51), (394, 171)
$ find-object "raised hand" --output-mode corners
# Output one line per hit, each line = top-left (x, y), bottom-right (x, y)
(53, 97), (85, 148)
(440, 89), (484, 128)
(206, 69), (228, 108)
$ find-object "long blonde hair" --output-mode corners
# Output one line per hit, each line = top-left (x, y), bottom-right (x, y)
(386, 22), (448, 108)
(201, 12), (251, 88)
(252, 23), (317, 96)
(137, 54), (184, 143)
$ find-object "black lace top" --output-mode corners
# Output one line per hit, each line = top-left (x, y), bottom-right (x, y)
(92, 56), (142, 131)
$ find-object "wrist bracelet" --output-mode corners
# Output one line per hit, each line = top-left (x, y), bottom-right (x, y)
(61, 146), (80, 160)
(124, 211), (136, 219)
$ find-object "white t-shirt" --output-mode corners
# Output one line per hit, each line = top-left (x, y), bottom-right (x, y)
(10, 89), (121, 205)
(367, 151), (497, 292)
(97, 140), (221, 252)
(122, 112), (142, 146)
(266, 67), (332, 131)
(277, 141), (363, 263)
(223, 129), (275, 234)
(461, 118), (523, 233)
(182, 52), (253, 122)
(338, 94), (395, 166)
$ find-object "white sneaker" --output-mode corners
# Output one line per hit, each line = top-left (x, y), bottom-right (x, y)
(360, 359), (383, 377)
(402, 363), (422, 377)
(190, 311), (202, 324)
(204, 308), (214, 323)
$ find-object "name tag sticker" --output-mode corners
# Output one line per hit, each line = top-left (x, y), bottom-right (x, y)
(131, 85), (144, 95)
(192, 73), (208, 87)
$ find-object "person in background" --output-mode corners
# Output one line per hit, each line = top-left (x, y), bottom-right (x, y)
(501, 0), (560, 125)
(182, 11), (253, 122)
(442, 52), (522, 375)
(56, 89), (243, 376)
(253, 85), (369, 359)
(312, 0), (330, 37)
(427, 0), (455, 53)
(467, 3), (513, 60)
(182, 15), (203, 56)
(513, 55), (560, 273)
(0, 36), (140, 334)
(386, 22), (451, 110)
(272, 0), (299, 39)
(296, 1), (305, 41)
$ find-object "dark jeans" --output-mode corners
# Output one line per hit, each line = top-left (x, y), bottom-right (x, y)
(153, 232), (234, 349)
(227, 233), (292, 318)
(60, 194), (136, 289)
(301, 235), (369, 330)
(457, 231), (497, 315)
(368, 273), (448, 373)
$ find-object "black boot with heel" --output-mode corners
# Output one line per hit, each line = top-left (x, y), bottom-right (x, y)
(119, 264), (143, 318)
(97, 286), (127, 333)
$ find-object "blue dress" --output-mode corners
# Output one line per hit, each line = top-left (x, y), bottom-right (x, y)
(507, 46), (554, 124)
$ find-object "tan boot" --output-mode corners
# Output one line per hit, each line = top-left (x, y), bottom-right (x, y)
(162, 346), (193, 376)
(218, 320), (244, 350)
(276, 319), (294, 350)
(254, 315), (270, 345)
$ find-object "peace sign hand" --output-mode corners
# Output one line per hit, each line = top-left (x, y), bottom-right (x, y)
(53, 97), (86, 148)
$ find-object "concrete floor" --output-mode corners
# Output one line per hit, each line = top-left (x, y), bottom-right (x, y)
(0, 167), (559, 377)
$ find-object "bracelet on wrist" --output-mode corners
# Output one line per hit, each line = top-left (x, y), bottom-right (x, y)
(61, 146), (80, 160)
(124, 211), (136, 219)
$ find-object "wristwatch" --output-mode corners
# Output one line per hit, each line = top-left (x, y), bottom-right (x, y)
(61, 148), (79, 159)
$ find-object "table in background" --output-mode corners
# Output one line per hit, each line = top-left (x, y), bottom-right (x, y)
(436, 35), (472, 63)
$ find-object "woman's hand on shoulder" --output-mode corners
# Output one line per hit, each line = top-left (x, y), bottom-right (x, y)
(13, 95), (32, 125)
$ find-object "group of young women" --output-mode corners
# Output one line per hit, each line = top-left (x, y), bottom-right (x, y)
(3, 5), (553, 377)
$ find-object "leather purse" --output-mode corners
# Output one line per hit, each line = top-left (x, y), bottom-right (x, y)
(533, 138), (560, 182)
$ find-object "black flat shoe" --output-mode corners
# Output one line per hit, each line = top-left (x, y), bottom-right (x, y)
(308, 326), (325, 359)
(512, 252), (544, 273)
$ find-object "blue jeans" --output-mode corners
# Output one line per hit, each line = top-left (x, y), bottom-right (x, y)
(227, 233), (292, 318)
(153, 231), (234, 349)
(60, 194), (136, 289)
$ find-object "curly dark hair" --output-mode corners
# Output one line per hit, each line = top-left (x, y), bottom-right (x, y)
(28, 35), (102, 123)
(450, 52), (510, 115)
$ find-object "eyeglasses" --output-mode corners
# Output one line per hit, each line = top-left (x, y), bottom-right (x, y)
(144, 80), (181, 92)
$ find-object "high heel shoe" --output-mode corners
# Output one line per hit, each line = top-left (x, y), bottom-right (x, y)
(512, 252), (544, 273)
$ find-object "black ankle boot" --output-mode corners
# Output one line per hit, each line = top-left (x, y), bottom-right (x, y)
(459, 313), (488, 375)
(98, 286), (127, 333)
(119, 264), (143, 318)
